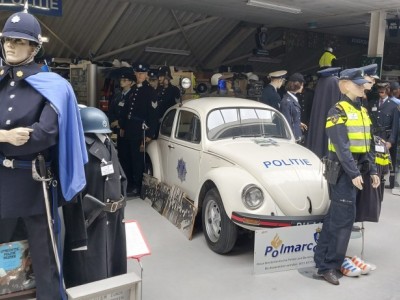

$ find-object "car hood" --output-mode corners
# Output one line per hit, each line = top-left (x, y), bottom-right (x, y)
(207, 138), (327, 215)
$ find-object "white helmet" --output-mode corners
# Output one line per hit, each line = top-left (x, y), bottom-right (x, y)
(247, 73), (259, 81)
(211, 73), (222, 86)
(325, 47), (333, 53)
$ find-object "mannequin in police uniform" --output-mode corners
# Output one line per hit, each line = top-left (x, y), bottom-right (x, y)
(119, 63), (158, 197)
(108, 67), (135, 188)
(260, 70), (287, 110)
(319, 47), (337, 70)
(157, 66), (180, 119)
(63, 107), (127, 287)
(280, 73), (307, 143)
(0, 9), (87, 300)
(369, 83), (399, 189)
(314, 68), (380, 285)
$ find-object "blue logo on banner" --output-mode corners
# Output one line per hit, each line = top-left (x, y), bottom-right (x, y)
(0, 1), (63, 17)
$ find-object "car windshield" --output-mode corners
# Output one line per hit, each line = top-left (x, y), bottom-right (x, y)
(206, 107), (291, 141)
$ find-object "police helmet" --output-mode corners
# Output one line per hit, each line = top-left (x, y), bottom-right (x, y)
(158, 66), (173, 80)
(1, 12), (42, 45)
(211, 73), (222, 86)
(80, 107), (112, 134)
(325, 47), (333, 53)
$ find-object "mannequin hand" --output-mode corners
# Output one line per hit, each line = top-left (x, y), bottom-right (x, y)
(385, 141), (392, 149)
(110, 120), (119, 128)
(352, 175), (364, 190)
(120, 129), (125, 137)
(370, 174), (380, 188)
(145, 137), (152, 143)
(300, 123), (308, 131)
(5, 127), (33, 146)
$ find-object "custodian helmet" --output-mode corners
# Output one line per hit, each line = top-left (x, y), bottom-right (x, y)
(80, 107), (112, 134)
(1, 12), (43, 45)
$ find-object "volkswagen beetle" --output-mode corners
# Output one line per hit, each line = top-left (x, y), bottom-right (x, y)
(146, 97), (329, 254)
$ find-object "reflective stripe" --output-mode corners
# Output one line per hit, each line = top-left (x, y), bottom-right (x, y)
(375, 153), (390, 166)
(327, 101), (372, 154)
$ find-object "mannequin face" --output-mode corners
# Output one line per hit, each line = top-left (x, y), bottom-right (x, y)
(135, 72), (147, 84)
(3, 37), (35, 64)
(363, 76), (375, 91)
(119, 78), (132, 90)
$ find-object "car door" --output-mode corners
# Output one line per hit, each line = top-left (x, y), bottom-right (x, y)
(167, 109), (202, 200)
(158, 109), (177, 183)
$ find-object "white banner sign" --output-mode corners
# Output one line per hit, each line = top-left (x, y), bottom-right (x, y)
(254, 224), (322, 275)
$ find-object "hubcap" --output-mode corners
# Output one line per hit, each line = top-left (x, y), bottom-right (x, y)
(204, 199), (222, 243)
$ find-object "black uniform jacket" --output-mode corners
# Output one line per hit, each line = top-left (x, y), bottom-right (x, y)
(280, 93), (302, 141)
(306, 76), (341, 158)
(119, 81), (158, 139)
(369, 98), (399, 145)
(157, 83), (180, 119)
(326, 97), (377, 179)
(0, 63), (59, 218)
(63, 134), (127, 287)
(261, 84), (281, 110)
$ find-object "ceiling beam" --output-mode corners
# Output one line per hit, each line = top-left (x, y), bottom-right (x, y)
(91, 1), (131, 55)
(94, 16), (219, 61)
(205, 23), (256, 69)
(37, 19), (80, 57)
(170, 9), (204, 68)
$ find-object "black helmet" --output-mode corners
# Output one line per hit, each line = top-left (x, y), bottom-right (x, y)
(1, 12), (42, 45)
(158, 66), (173, 80)
(80, 107), (112, 134)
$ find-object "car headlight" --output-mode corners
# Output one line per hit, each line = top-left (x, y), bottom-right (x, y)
(242, 184), (264, 210)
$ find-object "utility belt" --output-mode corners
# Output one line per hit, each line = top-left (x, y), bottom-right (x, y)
(83, 194), (125, 227)
(323, 157), (371, 185)
(0, 155), (51, 169)
(104, 197), (126, 213)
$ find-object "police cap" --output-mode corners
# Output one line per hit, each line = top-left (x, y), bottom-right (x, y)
(390, 81), (400, 91)
(360, 64), (379, 79)
(134, 63), (150, 73)
(148, 69), (158, 80)
(288, 73), (305, 83)
(317, 67), (341, 78)
(268, 70), (287, 79)
(339, 68), (371, 85)
(158, 66), (173, 80)
(119, 67), (135, 81)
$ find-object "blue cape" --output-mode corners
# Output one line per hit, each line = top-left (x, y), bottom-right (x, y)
(26, 72), (88, 201)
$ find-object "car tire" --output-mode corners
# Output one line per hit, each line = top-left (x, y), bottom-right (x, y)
(202, 188), (238, 254)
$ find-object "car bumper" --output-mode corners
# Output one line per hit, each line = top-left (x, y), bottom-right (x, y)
(231, 211), (325, 228)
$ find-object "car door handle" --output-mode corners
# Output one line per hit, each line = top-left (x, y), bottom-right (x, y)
(168, 144), (175, 149)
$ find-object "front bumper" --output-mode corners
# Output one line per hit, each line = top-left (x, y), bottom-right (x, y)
(231, 211), (325, 228)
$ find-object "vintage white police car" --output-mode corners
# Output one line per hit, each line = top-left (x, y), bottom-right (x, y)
(146, 97), (329, 254)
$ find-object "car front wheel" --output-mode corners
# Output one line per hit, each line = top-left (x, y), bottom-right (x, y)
(202, 188), (238, 254)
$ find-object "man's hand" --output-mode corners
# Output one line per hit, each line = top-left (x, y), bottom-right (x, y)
(370, 174), (380, 188)
(352, 175), (364, 190)
(4, 127), (33, 146)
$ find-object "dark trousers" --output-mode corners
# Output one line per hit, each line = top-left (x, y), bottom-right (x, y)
(117, 136), (131, 187)
(125, 137), (145, 189)
(0, 215), (63, 300)
(314, 173), (356, 273)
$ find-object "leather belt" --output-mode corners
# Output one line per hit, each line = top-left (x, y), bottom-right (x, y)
(104, 197), (126, 213)
(0, 155), (51, 169)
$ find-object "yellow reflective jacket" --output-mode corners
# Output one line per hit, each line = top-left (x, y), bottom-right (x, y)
(319, 51), (336, 68)
(326, 101), (371, 153)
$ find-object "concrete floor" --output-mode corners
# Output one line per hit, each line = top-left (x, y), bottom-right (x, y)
(126, 189), (400, 300)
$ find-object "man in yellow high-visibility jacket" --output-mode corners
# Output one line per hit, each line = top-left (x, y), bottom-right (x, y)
(319, 47), (337, 70)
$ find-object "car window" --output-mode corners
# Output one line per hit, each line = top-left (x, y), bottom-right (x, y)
(207, 107), (290, 140)
(175, 110), (201, 144)
(160, 109), (176, 137)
